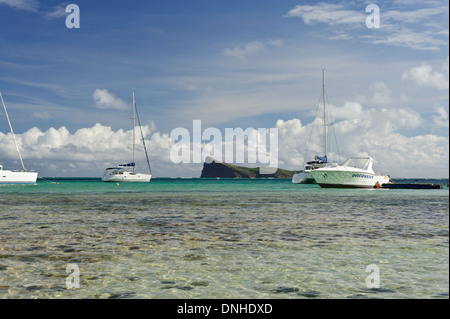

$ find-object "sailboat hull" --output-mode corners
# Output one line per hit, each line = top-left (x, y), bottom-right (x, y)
(292, 171), (316, 184)
(0, 170), (38, 184)
(102, 171), (151, 183)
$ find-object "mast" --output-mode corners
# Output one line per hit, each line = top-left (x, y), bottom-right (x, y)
(322, 69), (328, 159)
(132, 90), (136, 173)
(0, 92), (26, 171)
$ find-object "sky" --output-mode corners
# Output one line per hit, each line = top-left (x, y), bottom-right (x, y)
(0, 0), (448, 178)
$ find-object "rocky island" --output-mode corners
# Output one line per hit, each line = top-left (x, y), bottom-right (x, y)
(200, 160), (297, 178)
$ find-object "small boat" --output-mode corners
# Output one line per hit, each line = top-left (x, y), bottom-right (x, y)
(292, 156), (328, 184)
(102, 91), (152, 183)
(0, 92), (38, 184)
(292, 69), (338, 184)
(309, 157), (391, 188)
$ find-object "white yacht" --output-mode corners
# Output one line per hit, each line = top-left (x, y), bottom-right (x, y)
(0, 165), (38, 184)
(309, 157), (391, 188)
(292, 156), (328, 184)
(292, 69), (337, 184)
(102, 91), (152, 183)
(0, 92), (38, 184)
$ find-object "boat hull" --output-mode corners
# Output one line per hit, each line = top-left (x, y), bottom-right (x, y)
(102, 172), (152, 183)
(0, 171), (38, 184)
(292, 172), (316, 184)
(310, 170), (390, 188)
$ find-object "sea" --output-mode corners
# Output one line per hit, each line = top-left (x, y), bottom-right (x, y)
(0, 177), (448, 300)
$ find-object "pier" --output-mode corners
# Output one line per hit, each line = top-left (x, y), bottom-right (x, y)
(382, 183), (443, 189)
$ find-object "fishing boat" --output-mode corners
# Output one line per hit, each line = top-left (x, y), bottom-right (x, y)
(102, 91), (152, 183)
(0, 92), (38, 184)
(309, 157), (391, 188)
(292, 69), (337, 184)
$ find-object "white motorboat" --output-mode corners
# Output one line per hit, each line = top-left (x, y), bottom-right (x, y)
(102, 91), (152, 183)
(293, 69), (338, 184)
(0, 92), (38, 184)
(309, 157), (391, 188)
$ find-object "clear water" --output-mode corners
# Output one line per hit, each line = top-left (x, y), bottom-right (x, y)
(0, 178), (448, 299)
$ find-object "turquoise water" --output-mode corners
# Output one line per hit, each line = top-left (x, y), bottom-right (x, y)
(0, 178), (448, 299)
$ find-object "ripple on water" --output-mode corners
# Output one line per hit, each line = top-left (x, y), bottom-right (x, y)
(0, 182), (448, 298)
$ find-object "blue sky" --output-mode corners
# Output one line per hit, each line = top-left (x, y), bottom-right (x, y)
(0, 0), (448, 177)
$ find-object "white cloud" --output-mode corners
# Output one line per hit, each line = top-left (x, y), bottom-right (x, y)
(223, 39), (284, 59)
(286, 3), (364, 25)
(0, 0), (39, 11)
(223, 41), (265, 59)
(370, 81), (393, 105)
(93, 89), (129, 110)
(286, 2), (449, 51)
(0, 123), (179, 177)
(370, 28), (448, 51)
(402, 59), (450, 90)
(45, 3), (69, 19)
(329, 101), (422, 130)
(433, 106), (449, 128)
(383, 6), (448, 24)
(0, 109), (447, 178)
(275, 112), (448, 178)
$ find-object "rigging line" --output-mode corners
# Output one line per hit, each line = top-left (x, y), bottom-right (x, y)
(134, 103), (152, 175)
(302, 94), (322, 167)
(325, 93), (342, 163)
(0, 92), (26, 171)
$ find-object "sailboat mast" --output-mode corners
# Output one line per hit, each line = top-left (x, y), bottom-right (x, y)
(322, 69), (328, 158)
(0, 92), (26, 171)
(132, 90), (136, 173)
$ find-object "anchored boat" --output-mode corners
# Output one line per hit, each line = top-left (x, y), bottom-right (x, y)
(292, 69), (339, 184)
(0, 92), (38, 184)
(309, 157), (391, 188)
(102, 91), (152, 183)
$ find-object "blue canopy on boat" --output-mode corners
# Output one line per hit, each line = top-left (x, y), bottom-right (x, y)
(119, 162), (135, 167)
(315, 156), (328, 163)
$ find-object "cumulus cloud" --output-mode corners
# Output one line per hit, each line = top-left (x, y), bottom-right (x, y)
(275, 111), (448, 178)
(402, 59), (450, 90)
(0, 99), (447, 178)
(0, 123), (179, 177)
(93, 89), (129, 110)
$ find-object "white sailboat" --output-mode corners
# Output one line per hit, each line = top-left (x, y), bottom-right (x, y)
(0, 92), (38, 184)
(292, 69), (336, 184)
(309, 157), (391, 188)
(102, 91), (152, 183)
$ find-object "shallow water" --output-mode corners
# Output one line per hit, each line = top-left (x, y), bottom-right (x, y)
(0, 178), (448, 299)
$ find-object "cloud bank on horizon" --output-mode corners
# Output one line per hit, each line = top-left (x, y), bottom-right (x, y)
(0, 0), (448, 178)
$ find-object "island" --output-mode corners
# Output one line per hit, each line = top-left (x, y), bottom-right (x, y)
(200, 160), (297, 178)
